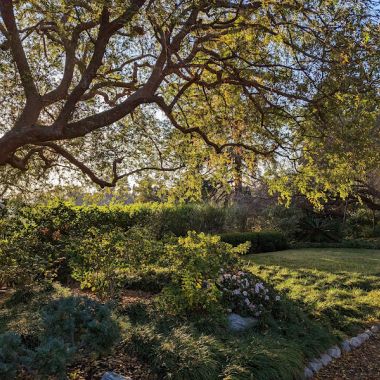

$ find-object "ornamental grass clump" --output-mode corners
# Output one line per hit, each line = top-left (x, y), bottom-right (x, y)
(218, 270), (281, 318)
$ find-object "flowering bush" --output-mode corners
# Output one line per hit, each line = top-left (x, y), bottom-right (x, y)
(218, 270), (281, 318)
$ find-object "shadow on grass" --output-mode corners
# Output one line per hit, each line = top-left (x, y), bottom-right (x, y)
(246, 264), (380, 336)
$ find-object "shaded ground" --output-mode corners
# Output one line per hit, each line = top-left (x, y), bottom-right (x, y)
(315, 332), (380, 380)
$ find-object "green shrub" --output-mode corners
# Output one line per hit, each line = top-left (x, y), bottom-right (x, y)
(220, 231), (288, 254)
(69, 226), (162, 298)
(159, 232), (249, 315)
(32, 338), (74, 379)
(296, 216), (342, 242)
(291, 239), (380, 250)
(41, 296), (120, 355)
(0, 332), (31, 379)
(373, 223), (380, 238)
(0, 296), (119, 379)
(0, 233), (58, 288)
(123, 267), (172, 293)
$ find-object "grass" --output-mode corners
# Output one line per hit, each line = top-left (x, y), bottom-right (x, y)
(245, 248), (380, 335)
(1, 248), (379, 379)
(245, 248), (380, 274)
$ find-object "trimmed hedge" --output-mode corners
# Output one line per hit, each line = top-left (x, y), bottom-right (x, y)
(10, 202), (230, 238)
(291, 239), (380, 250)
(220, 231), (288, 254)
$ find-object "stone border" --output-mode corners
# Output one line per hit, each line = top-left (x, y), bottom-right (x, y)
(303, 324), (380, 379)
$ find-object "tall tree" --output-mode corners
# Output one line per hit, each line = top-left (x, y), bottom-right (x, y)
(0, 0), (378, 200)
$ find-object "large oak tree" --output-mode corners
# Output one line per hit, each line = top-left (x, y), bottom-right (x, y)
(0, 0), (378, 200)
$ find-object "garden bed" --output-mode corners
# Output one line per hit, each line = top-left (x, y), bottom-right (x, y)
(1, 247), (379, 379)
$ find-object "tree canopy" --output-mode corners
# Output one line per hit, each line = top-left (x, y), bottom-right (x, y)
(0, 0), (379, 203)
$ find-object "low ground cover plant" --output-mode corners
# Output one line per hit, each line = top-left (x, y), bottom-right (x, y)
(0, 295), (120, 379)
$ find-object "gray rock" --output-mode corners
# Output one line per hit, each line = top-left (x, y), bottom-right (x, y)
(304, 367), (314, 379)
(370, 325), (379, 333)
(327, 346), (341, 359)
(365, 329), (373, 337)
(320, 353), (332, 366)
(349, 336), (362, 348)
(309, 359), (323, 373)
(357, 333), (370, 343)
(341, 340), (352, 352)
(227, 313), (258, 332)
(101, 372), (132, 380)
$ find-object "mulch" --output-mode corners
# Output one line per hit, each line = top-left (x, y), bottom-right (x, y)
(315, 331), (380, 380)
(67, 352), (156, 380)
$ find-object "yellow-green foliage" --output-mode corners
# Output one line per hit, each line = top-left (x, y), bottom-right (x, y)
(159, 232), (249, 314)
(245, 248), (380, 334)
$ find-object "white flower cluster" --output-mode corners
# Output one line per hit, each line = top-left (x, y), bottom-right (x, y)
(218, 269), (281, 317)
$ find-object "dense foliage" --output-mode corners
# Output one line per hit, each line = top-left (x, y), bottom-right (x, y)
(220, 232), (288, 254)
(159, 232), (249, 315)
(0, 296), (120, 379)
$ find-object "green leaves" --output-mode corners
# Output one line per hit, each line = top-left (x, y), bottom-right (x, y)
(159, 231), (248, 315)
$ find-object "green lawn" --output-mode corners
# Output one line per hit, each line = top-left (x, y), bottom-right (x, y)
(245, 248), (380, 274)
(245, 248), (380, 335)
